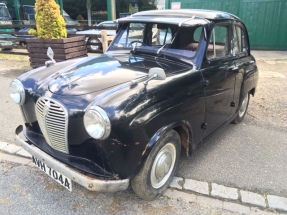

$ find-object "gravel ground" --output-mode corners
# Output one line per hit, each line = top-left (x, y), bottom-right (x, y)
(245, 59), (287, 132)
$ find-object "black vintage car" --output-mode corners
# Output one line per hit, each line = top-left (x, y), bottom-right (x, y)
(11, 9), (258, 200)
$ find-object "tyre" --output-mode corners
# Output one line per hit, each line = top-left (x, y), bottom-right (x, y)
(131, 130), (181, 200)
(232, 93), (250, 124)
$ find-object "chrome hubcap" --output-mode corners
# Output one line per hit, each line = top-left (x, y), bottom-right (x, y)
(239, 94), (249, 118)
(151, 143), (176, 189)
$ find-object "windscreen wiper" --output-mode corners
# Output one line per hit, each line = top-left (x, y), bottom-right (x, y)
(157, 28), (180, 56)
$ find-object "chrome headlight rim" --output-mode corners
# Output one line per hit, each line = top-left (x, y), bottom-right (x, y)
(84, 106), (111, 140)
(10, 79), (25, 105)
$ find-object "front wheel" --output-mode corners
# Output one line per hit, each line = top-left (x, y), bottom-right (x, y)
(232, 93), (250, 124)
(131, 130), (181, 200)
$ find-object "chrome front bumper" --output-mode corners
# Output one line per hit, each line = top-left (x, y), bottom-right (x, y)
(15, 125), (130, 192)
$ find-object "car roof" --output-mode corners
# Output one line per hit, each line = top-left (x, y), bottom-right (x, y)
(118, 9), (240, 25)
(98, 21), (118, 27)
(99, 21), (117, 25)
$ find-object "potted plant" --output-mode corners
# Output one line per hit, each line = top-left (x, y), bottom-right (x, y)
(26, 0), (87, 68)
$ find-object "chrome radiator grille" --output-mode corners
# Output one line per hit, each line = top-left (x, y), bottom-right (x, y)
(35, 97), (69, 154)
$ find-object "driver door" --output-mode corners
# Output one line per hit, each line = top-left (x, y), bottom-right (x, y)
(200, 23), (237, 138)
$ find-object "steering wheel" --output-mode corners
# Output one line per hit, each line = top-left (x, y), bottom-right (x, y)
(128, 41), (146, 48)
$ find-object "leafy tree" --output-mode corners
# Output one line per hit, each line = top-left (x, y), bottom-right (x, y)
(63, 0), (158, 20)
(138, 0), (157, 11)
(63, 0), (88, 19)
(116, 0), (129, 16)
(29, 0), (67, 39)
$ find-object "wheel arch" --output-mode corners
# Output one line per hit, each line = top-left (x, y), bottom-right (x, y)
(132, 120), (193, 178)
(239, 67), (257, 108)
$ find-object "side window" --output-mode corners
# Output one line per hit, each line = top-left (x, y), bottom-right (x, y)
(207, 25), (229, 60)
(176, 26), (203, 51)
(232, 25), (248, 56)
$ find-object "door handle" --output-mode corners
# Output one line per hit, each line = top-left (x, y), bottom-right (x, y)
(230, 60), (254, 71)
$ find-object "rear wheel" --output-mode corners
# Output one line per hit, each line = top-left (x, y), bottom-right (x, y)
(232, 93), (250, 124)
(131, 130), (181, 200)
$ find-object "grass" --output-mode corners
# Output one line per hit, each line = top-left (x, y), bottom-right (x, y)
(0, 53), (29, 62)
(274, 58), (287, 62)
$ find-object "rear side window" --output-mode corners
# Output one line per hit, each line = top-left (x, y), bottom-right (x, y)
(232, 25), (248, 56)
(207, 25), (230, 60)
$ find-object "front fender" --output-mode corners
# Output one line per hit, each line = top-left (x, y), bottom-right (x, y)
(131, 120), (192, 178)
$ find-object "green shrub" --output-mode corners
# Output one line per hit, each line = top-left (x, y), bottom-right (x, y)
(29, 0), (67, 39)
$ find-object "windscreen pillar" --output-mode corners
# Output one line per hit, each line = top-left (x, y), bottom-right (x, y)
(107, 0), (116, 21)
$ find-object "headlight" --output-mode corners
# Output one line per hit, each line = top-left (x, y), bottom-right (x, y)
(10, 79), (25, 105)
(84, 106), (111, 140)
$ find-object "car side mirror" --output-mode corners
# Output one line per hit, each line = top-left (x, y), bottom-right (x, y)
(149, 67), (166, 80)
(144, 67), (166, 87)
(45, 47), (56, 67)
(47, 47), (54, 60)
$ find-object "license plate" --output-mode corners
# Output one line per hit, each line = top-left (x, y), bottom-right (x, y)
(32, 156), (72, 191)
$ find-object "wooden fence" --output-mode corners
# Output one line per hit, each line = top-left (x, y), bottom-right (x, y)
(0, 24), (116, 55)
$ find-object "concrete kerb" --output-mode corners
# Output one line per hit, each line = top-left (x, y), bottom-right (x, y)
(1, 141), (287, 214)
(0, 141), (32, 159)
(168, 176), (287, 213)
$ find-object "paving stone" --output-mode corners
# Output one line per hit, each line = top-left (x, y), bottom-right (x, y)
(183, 178), (209, 195)
(2, 144), (21, 154)
(240, 190), (266, 207)
(267, 195), (287, 212)
(223, 201), (250, 214)
(164, 189), (197, 203)
(211, 183), (238, 200)
(197, 195), (223, 209)
(169, 177), (184, 190)
(0, 141), (9, 150)
(0, 152), (31, 165)
(250, 207), (277, 215)
(16, 149), (32, 158)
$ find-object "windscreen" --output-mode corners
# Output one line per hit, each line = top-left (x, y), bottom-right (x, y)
(23, 6), (36, 15)
(110, 22), (205, 59)
(98, 22), (118, 28)
(0, 5), (11, 18)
